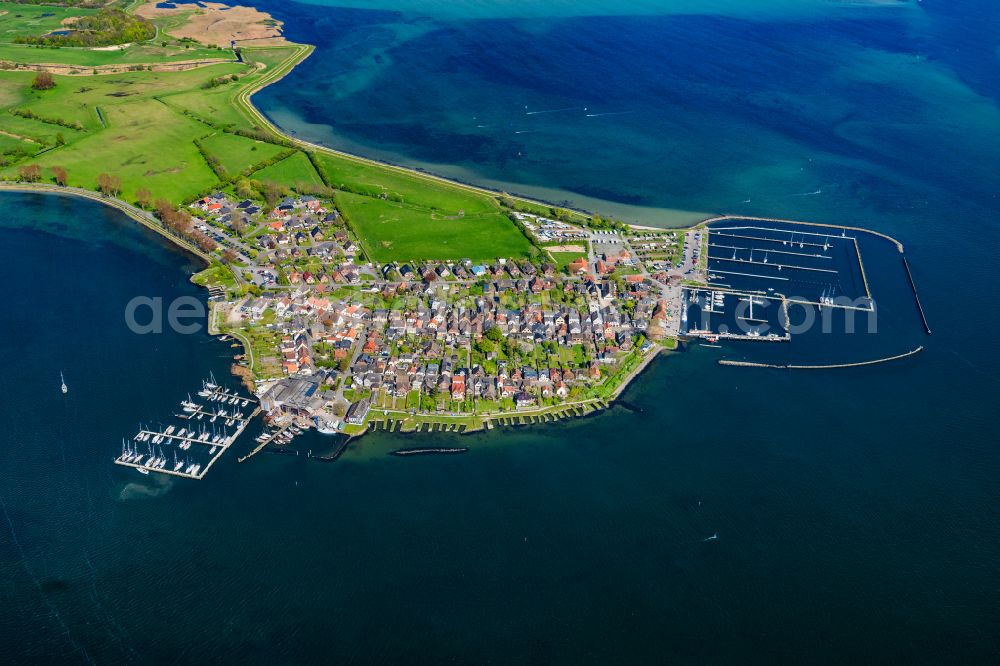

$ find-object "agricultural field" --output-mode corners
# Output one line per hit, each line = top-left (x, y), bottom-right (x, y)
(158, 47), (304, 130)
(336, 190), (532, 263)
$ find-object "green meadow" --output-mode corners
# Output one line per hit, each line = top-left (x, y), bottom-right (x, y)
(310, 150), (533, 260)
(250, 150), (323, 187)
(336, 190), (531, 263)
(312, 151), (497, 215)
(549, 250), (588, 271)
(200, 131), (287, 176)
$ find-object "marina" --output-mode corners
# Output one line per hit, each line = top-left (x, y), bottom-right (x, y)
(685, 217), (928, 371)
(705, 221), (873, 309)
(681, 287), (790, 343)
(114, 376), (260, 480)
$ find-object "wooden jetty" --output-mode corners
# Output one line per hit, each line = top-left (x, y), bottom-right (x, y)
(115, 383), (261, 479)
(176, 402), (252, 427)
(199, 385), (257, 405)
(237, 423), (292, 463)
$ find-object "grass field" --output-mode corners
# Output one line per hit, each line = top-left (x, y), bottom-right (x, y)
(3, 110), (86, 143)
(160, 83), (250, 128)
(200, 131), (287, 176)
(250, 150), (322, 187)
(549, 250), (588, 271)
(337, 190), (532, 263)
(10, 63), (244, 130)
(0, 62), (256, 199)
(161, 46), (302, 129)
(0, 132), (33, 153)
(22, 99), (218, 201)
(312, 151), (497, 215)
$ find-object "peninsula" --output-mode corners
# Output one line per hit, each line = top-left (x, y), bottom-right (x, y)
(0, 1), (916, 450)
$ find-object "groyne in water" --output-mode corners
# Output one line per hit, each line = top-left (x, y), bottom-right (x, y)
(390, 447), (469, 457)
(902, 256), (932, 335)
(313, 435), (353, 462)
(719, 346), (923, 370)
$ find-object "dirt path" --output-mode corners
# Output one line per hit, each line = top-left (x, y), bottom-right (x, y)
(0, 129), (38, 143)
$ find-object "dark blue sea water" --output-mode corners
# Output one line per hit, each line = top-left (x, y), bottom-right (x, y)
(3, 0), (1000, 662)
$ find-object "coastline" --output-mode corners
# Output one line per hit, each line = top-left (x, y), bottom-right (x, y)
(0, 32), (679, 442)
(0, 182), (214, 265)
(229, 43), (674, 227)
(0, 6), (914, 446)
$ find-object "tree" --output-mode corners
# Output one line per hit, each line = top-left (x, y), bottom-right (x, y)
(221, 248), (239, 264)
(235, 178), (254, 199)
(261, 180), (283, 208)
(18, 164), (42, 182)
(31, 71), (55, 90)
(135, 187), (151, 209)
(485, 326), (504, 343)
(50, 166), (67, 186)
(231, 213), (246, 236)
(55, 133), (65, 146)
(97, 173), (122, 197)
(97, 172), (110, 195)
(154, 198), (173, 218)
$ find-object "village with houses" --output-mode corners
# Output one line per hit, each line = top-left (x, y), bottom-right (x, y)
(188, 189), (705, 439)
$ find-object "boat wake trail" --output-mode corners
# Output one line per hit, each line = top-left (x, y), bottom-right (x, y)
(525, 106), (579, 115)
(586, 111), (633, 118)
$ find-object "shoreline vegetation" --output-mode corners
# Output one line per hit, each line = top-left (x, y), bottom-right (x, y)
(0, 1), (910, 446)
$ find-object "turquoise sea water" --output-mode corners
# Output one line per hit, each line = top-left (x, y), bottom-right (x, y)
(3, 0), (1000, 662)
(253, 0), (999, 227)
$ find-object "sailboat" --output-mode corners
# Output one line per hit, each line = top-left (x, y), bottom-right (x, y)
(60, 371), (68, 395)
